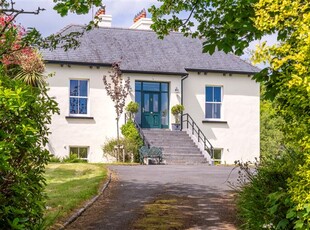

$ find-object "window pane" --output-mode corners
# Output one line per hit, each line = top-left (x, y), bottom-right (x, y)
(214, 87), (221, 102)
(79, 80), (88, 96)
(70, 147), (78, 155)
(161, 93), (168, 126)
(214, 149), (222, 160)
(143, 82), (160, 91)
(153, 94), (159, 112)
(214, 104), (221, 118)
(70, 80), (78, 96)
(70, 98), (78, 114)
(206, 87), (213, 102)
(205, 103), (212, 118)
(79, 147), (88, 159)
(135, 92), (141, 124)
(135, 81), (141, 91)
(144, 94), (149, 112)
(161, 83), (168, 92)
(79, 98), (88, 114)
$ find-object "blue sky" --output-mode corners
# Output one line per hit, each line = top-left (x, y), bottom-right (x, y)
(15, 0), (160, 36)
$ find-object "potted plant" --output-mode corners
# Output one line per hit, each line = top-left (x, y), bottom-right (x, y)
(125, 101), (139, 120)
(171, 104), (185, 131)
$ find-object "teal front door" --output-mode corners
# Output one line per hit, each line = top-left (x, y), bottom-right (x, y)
(142, 92), (161, 128)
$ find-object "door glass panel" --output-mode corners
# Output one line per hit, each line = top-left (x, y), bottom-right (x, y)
(143, 82), (160, 91)
(135, 81), (141, 91)
(161, 83), (168, 92)
(153, 94), (159, 112)
(144, 94), (150, 112)
(161, 93), (168, 126)
(135, 92), (141, 124)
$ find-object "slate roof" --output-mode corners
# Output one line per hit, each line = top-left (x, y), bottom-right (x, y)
(42, 25), (259, 75)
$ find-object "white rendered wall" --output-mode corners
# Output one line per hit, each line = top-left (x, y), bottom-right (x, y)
(183, 72), (260, 164)
(46, 64), (182, 162)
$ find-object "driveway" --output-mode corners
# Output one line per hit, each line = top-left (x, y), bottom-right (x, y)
(66, 165), (239, 230)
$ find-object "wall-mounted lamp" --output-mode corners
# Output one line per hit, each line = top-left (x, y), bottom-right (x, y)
(175, 87), (180, 94)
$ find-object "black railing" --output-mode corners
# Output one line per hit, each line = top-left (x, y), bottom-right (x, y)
(125, 114), (150, 148)
(181, 113), (214, 158)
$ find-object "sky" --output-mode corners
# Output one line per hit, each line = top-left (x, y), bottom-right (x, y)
(15, 0), (161, 36)
(14, 0), (276, 65)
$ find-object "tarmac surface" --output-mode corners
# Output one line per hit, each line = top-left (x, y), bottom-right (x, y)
(66, 165), (240, 230)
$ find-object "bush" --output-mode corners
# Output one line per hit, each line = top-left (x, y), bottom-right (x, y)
(102, 138), (133, 162)
(0, 74), (59, 229)
(233, 150), (306, 230)
(63, 154), (87, 163)
(49, 155), (62, 163)
(121, 121), (143, 162)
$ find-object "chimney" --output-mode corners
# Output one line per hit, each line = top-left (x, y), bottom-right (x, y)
(95, 5), (112, 27)
(130, 8), (153, 30)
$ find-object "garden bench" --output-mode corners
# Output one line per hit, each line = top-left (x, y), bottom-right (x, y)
(139, 146), (163, 164)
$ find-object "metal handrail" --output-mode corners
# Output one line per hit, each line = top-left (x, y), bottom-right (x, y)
(125, 113), (150, 148)
(181, 113), (214, 158)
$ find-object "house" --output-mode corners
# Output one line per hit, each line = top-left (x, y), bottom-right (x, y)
(43, 7), (260, 164)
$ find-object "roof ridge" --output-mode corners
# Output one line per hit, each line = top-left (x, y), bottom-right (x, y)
(55, 24), (83, 35)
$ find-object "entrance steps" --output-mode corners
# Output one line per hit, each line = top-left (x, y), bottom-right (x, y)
(142, 129), (208, 165)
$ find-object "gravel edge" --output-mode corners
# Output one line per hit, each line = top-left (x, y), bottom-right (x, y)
(59, 171), (112, 230)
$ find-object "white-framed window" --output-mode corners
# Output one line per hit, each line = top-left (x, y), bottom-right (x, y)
(205, 86), (222, 119)
(213, 148), (222, 164)
(69, 146), (88, 159)
(69, 79), (89, 115)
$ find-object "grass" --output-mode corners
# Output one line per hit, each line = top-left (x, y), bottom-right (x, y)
(44, 163), (108, 228)
(133, 196), (187, 230)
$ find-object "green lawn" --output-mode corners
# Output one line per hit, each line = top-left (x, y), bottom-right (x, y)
(44, 163), (108, 228)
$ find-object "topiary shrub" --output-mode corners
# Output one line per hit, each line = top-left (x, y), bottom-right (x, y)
(0, 73), (59, 229)
(171, 104), (184, 124)
(125, 101), (139, 120)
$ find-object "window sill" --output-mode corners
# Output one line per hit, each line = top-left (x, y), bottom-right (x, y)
(202, 119), (227, 124)
(65, 116), (94, 120)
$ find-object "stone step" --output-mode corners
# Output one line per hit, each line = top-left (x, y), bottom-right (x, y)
(142, 129), (209, 165)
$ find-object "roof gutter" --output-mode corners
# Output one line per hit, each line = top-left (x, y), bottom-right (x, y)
(45, 60), (112, 67)
(185, 68), (258, 75)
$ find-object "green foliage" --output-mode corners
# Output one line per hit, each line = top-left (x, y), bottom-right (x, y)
(234, 150), (310, 230)
(63, 154), (88, 163)
(126, 101), (139, 120)
(0, 73), (59, 229)
(103, 121), (142, 162)
(287, 154), (310, 229)
(260, 98), (285, 159)
(121, 121), (143, 162)
(149, 0), (263, 56)
(49, 155), (62, 163)
(171, 104), (184, 124)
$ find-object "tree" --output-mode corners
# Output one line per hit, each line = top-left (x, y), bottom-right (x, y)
(103, 63), (131, 155)
(150, 0), (310, 150)
(0, 0), (104, 56)
(150, 1), (310, 228)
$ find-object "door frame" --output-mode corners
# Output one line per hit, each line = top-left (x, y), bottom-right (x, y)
(135, 81), (169, 129)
